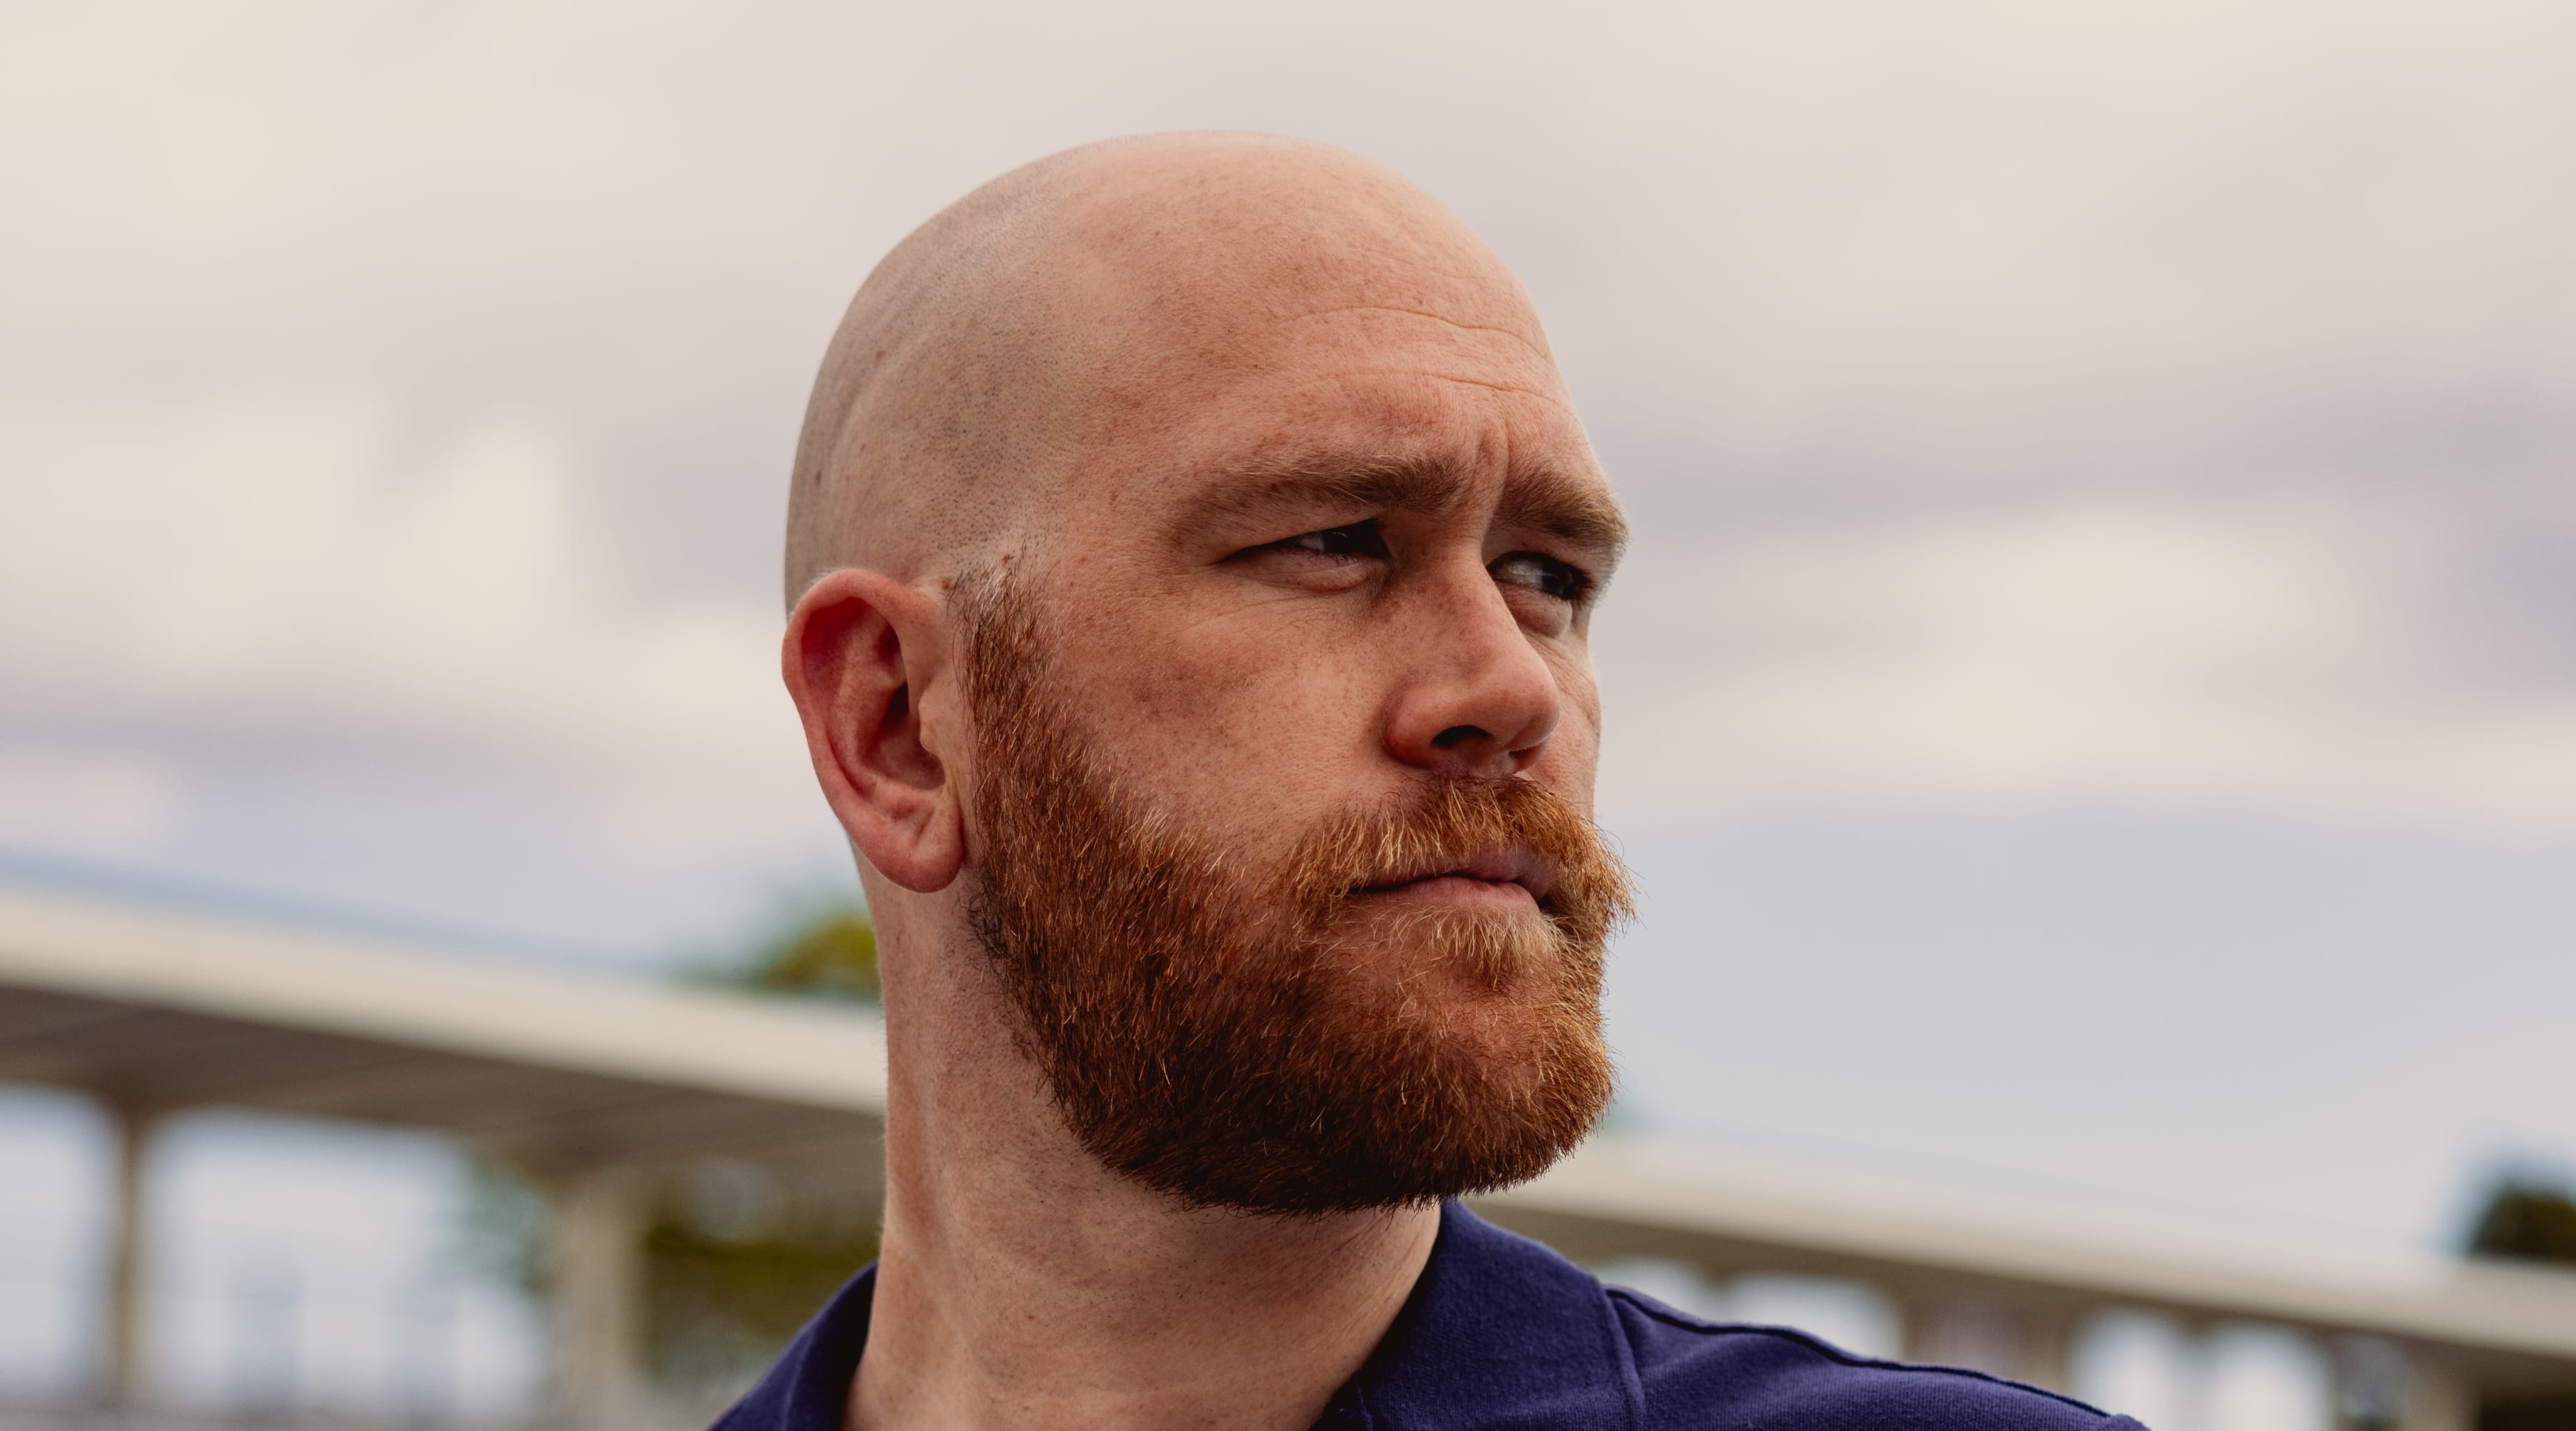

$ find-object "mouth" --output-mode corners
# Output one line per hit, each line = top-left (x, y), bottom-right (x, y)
(1355, 848), (1551, 909)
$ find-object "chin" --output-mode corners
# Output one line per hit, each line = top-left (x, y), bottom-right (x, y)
(1338, 900), (1566, 996)
(1420, 986), (1586, 1084)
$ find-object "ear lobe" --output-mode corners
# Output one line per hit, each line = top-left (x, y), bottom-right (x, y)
(783, 569), (965, 894)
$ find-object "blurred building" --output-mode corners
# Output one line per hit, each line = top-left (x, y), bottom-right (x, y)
(1, 884), (2571, 1430)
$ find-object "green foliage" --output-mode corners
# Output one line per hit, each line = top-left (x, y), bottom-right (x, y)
(745, 909), (879, 1001)
(640, 1160), (880, 1404)
(643, 1203), (879, 1400)
(455, 1158), (552, 1294)
(2465, 1170), (2576, 1267)
(686, 897), (879, 1004)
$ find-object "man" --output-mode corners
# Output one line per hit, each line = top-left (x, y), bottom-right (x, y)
(731, 133), (2142, 1430)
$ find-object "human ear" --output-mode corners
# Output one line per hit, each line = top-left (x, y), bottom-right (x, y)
(782, 568), (963, 893)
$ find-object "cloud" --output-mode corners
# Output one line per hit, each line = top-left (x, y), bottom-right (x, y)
(1598, 501), (2576, 831)
(0, 392), (809, 869)
(1, 0), (2572, 877)
(0, 751), (180, 854)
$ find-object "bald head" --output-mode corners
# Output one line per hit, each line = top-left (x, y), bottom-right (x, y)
(782, 133), (1568, 607)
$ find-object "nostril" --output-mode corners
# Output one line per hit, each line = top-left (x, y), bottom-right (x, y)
(1430, 724), (1488, 751)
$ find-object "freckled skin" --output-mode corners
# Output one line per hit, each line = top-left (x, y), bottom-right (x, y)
(780, 133), (1624, 1431)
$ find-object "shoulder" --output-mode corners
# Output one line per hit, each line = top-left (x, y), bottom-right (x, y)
(1607, 1287), (2149, 1431)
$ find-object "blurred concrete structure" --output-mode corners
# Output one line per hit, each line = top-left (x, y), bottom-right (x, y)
(3, 882), (2572, 1430)
(1484, 1148), (2576, 1430)
(0, 884), (884, 1423)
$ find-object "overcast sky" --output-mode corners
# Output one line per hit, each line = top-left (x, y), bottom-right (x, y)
(3, 1), (2572, 1256)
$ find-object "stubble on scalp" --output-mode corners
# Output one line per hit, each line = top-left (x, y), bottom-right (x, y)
(956, 570), (1634, 1216)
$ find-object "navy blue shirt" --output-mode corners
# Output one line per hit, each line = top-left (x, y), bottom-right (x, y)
(714, 1200), (2149, 1430)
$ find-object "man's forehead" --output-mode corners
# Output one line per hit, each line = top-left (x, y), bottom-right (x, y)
(790, 137), (1598, 595)
(1042, 149), (1553, 385)
(1013, 142), (1584, 530)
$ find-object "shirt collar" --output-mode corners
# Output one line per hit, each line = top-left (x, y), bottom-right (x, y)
(718, 1201), (1633, 1431)
(1330, 1200), (1635, 1427)
(720, 1255), (872, 1431)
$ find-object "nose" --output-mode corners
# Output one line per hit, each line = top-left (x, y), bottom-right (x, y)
(1382, 567), (1562, 778)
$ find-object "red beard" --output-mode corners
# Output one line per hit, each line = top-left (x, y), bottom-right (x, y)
(958, 574), (1631, 1215)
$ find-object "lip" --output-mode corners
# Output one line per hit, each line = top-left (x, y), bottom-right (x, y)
(1357, 847), (1551, 905)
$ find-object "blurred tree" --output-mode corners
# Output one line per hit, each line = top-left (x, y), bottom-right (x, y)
(638, 1158), (881, 1404)
(700, 899), (879, 1003)
(455, 1159), (551, 1296)
(2464, 1171), (2576, 1267)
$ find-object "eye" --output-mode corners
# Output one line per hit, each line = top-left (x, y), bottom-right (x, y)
(1264, 522), (1389, 560)
(1491, 551), (1591, 604)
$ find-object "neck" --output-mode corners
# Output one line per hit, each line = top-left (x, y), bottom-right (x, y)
(850, 914), (1438, 1431)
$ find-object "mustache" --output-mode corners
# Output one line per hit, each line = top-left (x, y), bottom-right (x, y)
(1279, 776), (1634, 935)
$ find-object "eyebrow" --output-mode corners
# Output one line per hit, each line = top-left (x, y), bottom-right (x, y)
(1174, 453), (1469, 528)
(1176, 451), (1629, 565)
(1498, 462), (1629, 565)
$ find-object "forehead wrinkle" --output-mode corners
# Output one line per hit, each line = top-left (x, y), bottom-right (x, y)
(1335, 368), (1579, 413)
(1292, 303), (1550, 351)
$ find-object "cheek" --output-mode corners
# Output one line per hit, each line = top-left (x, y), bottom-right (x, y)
(1088, 608), (1382, 824)
(1536, 658), (1605, 802)
(1532, 729), (1601, 813)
